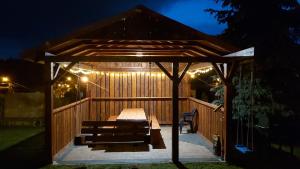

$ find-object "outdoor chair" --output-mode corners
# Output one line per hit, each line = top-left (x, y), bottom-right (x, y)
(179, 108), (198, 133)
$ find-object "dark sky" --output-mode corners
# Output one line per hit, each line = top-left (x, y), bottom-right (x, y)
(0, 0), (226, 59)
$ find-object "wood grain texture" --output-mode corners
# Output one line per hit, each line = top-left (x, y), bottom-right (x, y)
(187, 97), (224, 151)
(88, 72), (191, 123)
(52, 98), (90, 156)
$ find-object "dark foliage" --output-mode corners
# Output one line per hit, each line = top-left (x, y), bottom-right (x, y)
(207, 0), (300, 115)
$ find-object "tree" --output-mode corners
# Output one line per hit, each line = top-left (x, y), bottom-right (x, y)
(207, 0), (300, 116)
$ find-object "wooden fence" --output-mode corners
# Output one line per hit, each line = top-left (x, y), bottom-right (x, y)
(188, 97), (224, 145)
(52, 98), (91, 156)
(88, 71), (190, 102)
(51, 96), (224, 157)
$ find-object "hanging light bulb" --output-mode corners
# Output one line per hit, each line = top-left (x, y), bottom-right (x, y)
(80, 76), (89, 83)
(66, 76), (72, 81)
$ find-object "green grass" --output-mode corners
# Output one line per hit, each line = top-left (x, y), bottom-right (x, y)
(271, 144), (300, 159)
(0, 127), (44, 151)
(40, 163), (244, 169)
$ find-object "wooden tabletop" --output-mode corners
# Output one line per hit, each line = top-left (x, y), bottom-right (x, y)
(117, 108), (147, 122)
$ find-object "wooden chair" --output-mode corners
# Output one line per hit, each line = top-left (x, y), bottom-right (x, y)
(180, 108), (198, 133)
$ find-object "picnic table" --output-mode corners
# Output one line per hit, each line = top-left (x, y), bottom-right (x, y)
(75, 108), (161, 146)
(117, 108), (147, 122)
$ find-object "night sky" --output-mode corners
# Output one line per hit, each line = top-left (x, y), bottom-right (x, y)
(0, 0), (225, 59)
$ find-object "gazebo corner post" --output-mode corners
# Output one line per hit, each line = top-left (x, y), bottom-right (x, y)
(45, 61), (54, 163)
(211, 62), (237, 161)
(172, 61), (179, 163)
(224, 81), (233, 162)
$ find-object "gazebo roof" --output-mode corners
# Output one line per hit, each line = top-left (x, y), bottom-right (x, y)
(43, 5), (248, 63)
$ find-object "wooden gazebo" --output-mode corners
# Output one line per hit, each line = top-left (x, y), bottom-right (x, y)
(43, 5), (253, 163)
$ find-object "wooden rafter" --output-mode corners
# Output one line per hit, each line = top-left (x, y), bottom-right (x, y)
(155, 62), (173, 80)
(179, 62), (191, 82)
(212, 62), (227, 84)
(50, 61), (77, 85)
(48, 39), (231, 56)
(46, 55), (248, 63)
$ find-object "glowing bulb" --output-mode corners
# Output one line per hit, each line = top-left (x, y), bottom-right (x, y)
(66, 76), (72, 81)
(81, 76), (89, 83)
(1, 76), (9, 82)
(191, 74), (195, 79)
(101, 72), (105, 75)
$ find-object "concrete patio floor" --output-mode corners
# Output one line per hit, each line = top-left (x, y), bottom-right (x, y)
(54, 125), (221, 164)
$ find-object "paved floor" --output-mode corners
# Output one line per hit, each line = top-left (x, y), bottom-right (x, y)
(54, 125), (221, 164)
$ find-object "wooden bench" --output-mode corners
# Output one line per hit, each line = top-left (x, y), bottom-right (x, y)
(75, 120), (150, 146)
(107, 115), (118, 121)
(150, 115), (161, 145)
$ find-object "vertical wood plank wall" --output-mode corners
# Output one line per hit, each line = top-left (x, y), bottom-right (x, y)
(188, 97), (224, 145)
(52, 98), (91, 156)
(90, 97), (187, 124)
(88, 72), (190, 124)
(51, 96), (224, 158)
(51, 71), (225, 158)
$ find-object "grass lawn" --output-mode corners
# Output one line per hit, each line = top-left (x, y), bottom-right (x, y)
(0, 127), (44, 151)
(40, 163), (243, 169)
(271, 144), (300, 159)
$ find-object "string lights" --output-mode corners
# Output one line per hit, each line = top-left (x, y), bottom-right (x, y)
(187, 66), (213, 78)
(69, 67), (100, 75)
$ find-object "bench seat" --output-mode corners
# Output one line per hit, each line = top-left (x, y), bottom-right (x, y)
(74, 116), (150, 146)
(150, 115), (161, 145)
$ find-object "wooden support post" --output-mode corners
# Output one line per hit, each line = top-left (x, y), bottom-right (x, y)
(224, 83), (233, 161)
(45, 61), (53, 163)
(172, 61), (179, 163)
(211, 62), (237, 161)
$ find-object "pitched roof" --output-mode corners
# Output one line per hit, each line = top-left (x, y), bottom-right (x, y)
(24, 5), (241, 62)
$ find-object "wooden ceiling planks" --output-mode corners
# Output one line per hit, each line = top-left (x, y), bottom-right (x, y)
(43, 6), (248, 65)
(47, 39), (230, 60)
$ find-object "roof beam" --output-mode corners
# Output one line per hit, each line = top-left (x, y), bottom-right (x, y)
(48, 39), (231, 55)
(45, 55), (249, 63)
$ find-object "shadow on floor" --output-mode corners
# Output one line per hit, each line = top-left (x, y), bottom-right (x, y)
(88, 132), (166, 152)
(0, 132), (49, 169)
(91, 143), (150, 152)
(152, 132), (166, 149)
